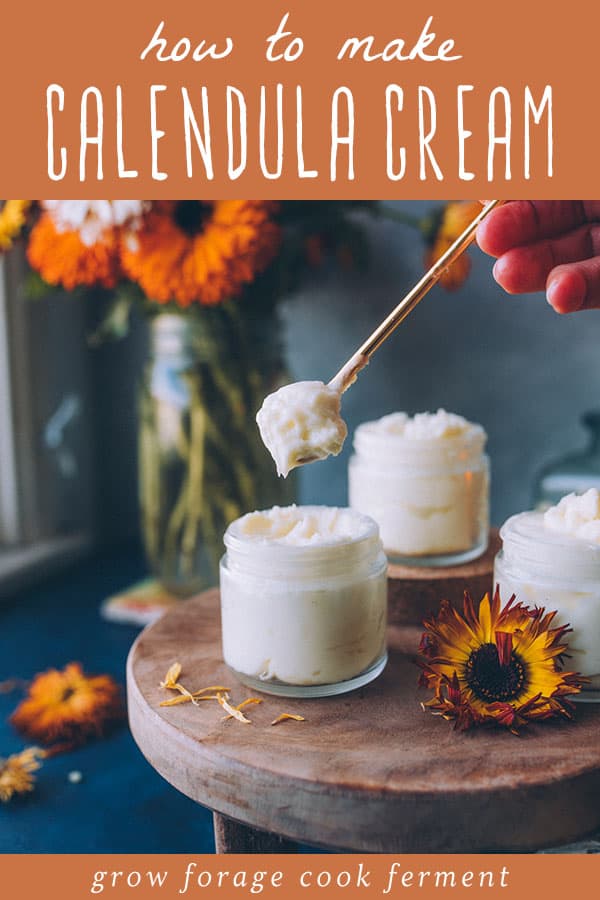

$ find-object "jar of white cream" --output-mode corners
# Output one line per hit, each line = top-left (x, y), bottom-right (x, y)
(219, 505), (388, 697)
(348, 410), (490, 566)
(495, 489), (600, 699)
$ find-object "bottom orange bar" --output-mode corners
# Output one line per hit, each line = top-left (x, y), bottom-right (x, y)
(0, 854), (597, 900)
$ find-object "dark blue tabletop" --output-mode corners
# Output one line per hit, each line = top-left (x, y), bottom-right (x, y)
(0, 549), (215, 853)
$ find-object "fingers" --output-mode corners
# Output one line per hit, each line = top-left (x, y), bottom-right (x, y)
(546, 257), (600, 314)
(475, 199), (600, 314)
(477, 200), (599, 257)
(492, 224), (600, 294)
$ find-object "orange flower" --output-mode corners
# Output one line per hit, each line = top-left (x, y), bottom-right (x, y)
(120, 201), (280, 307)
(419, 590), (584, 733)
(27, 213), (122, 290)
(424, 201), (482, 291)
(0, 747), (45, 802)
(11, 663), (124, 751)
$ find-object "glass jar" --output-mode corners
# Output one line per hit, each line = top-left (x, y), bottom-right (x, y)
(533, 411), (600, 510)
(219, 506), (388, 697)
(138, 309), (294, 597)
(348, 415), (490, 566)
(494, 511), (600, 700)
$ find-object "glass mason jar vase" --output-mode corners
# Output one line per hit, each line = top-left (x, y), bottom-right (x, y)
(138, 308), (294, 596)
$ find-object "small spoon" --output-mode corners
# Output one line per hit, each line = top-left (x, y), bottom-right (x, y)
(328, 200), (505, 394)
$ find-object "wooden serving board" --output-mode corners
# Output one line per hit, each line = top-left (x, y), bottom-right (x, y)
(127, 588), (600, 853)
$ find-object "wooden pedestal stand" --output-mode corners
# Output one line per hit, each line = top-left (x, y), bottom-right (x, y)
(127, 572), (600, 854)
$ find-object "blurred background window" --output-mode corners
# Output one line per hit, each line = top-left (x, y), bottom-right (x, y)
(0, 250), (95, 593)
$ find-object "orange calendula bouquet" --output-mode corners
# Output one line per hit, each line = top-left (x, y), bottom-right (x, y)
(0, 199), (480, 306)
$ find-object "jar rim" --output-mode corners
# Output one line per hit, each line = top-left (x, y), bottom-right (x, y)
(499, 510), (600, 580)
(353, 420), (486, 448)
(225, 504), (379, 551)
(223, 505), (384, 576)
(351, 423), (487, 474)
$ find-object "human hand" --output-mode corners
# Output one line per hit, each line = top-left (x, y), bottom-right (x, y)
(476, 201), (600, 313)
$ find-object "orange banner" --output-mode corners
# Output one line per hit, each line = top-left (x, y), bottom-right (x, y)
(1, 854), (599, 899)
(1, 0), (599, 197)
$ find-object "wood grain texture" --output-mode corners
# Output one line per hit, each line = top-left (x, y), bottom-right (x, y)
(127, 588), (600, 853)
(387, 528), (501, 627)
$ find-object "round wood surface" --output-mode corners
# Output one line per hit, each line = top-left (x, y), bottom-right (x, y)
(127, 589), (600, 853)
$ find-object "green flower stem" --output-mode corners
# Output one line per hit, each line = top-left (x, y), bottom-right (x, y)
(163, 470), (192, 569)
(139, 395), (162, 564)
(181, 397), (206, 577)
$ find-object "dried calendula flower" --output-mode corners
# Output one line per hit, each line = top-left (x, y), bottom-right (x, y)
(271, 713), (306, 726)
(0, 747), (46, 802)
(221, 698), (263, 721)
(10, 663), (124, 751)
(216, 693), (252, 724)
(419, 589), (584, 734)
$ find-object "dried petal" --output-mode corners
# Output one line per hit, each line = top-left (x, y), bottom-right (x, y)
(172, 683), (198, 704)
(216, 693), (251, 724)
(159, 695), (193, 708)
(160, 662), (182, 689)
(159, 666), (229, 708)
(495, 631), (513, 668)
(193, 686), (231, 695)
(160, 693), (223, 708)
(271, 713), (306, 726)
(159, 663), (199, 704)
(221, 698), (263, 721)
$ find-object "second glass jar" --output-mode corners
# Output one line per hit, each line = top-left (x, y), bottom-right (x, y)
(348, 413), (490, 566)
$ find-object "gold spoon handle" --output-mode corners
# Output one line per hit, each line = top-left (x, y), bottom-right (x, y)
(329, 199), (505, 394)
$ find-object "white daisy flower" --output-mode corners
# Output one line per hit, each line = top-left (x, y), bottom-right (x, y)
(42, 200), (146, 246)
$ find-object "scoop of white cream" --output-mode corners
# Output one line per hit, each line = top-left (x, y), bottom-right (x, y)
(256, 381), (347, 477)
(544, 488), (600, 544)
